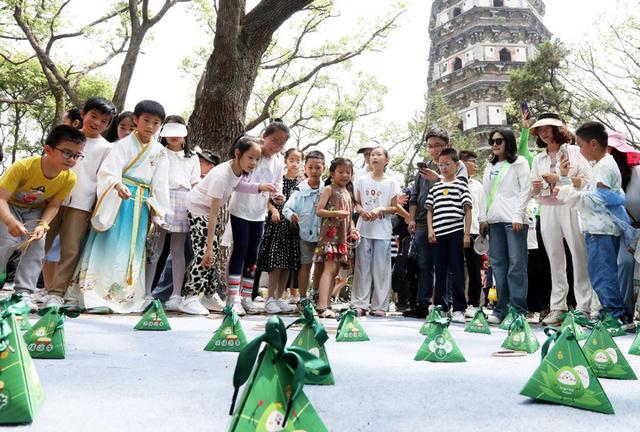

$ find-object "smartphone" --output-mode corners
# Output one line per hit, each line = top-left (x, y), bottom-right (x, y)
(559, 143), (569, 161)
(416, 162), (428, 170)
(520, 100), (531, 119)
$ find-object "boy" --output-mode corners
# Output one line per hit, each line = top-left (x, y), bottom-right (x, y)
(0, 125), (85, 310)
(426, 148), (472, 323)
(43, 96), (116, 308)
(282, 150), (325, 307)
(556, 121), (633, 328)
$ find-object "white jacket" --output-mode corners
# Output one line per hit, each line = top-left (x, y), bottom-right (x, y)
(480, 155), (532, 225)
(531, 144), (591, 193)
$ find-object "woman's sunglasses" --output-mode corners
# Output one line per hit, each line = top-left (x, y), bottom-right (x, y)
(489, 138), (505, 146)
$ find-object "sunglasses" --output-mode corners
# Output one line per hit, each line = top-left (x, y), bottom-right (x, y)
(489, 138), (505, 146)
(53, 147), (85, 161)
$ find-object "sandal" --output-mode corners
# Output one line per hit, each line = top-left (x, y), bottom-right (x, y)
(318, 308), (336, 319)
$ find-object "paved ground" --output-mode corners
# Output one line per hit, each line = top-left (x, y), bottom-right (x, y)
(9, 313), (640, 431)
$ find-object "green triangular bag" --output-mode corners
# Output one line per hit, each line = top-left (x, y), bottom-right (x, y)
(204, 305), (247, 352)
(499, 305), (519, 330)
(414, 317), (466, 362)
(134, 300), (171, 331)
(0, 305), (45, 424)
(22, 306), (79, 359)
(629, 325), (640, 356)
(0, 294), (32, 332)
(336, 309), (369, 342)
(419, 305), (444, 335)
(600, 310), (626, 337)
(520, 327), (614, 414)
(464, 308), (491, 334)
(560, 310), (591, 342)
(227, 316), (330, 431)
(582, 321), (637, 380)
(288, 300), (334, 385)
(501, 314), (539, 353)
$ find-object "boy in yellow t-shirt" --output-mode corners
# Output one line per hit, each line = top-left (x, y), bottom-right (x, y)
(0, 125), (85, 310)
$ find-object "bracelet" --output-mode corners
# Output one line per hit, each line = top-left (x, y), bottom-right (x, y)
(37, 221), (50, 231)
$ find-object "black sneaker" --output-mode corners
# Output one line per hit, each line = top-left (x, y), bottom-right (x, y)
(402, 304), (428, 319)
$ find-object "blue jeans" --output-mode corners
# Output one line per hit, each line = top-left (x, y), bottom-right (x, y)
(618, 241), (635, 316)
(489, 223), (528, 319)
(585, 234), (626, 319)
(412, 228), (435, 306)
(435, 230), (466, 312)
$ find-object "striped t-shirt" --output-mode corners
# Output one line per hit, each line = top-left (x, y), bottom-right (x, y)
(425, 178), (472, 236)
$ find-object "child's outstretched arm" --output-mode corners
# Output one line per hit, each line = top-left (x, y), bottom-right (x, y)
(235, 176), (277, 194)
(0, 189), (27, 237)
(202, 197), (222, 268)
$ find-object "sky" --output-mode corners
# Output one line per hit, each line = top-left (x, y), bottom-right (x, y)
(66, 0), (626, 127)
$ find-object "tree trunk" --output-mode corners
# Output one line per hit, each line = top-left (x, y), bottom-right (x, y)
(188, 0), (313, 157)
(112, 33), (146, 112)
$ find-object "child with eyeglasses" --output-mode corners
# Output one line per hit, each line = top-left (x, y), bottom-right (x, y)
(426, 148), (472, 324)
(0, 125), (85, 310)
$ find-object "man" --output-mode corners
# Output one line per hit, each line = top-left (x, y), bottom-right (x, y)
(403, 127), (467, 318)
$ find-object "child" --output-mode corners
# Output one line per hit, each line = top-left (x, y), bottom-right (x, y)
(43, 96), (116, 308)
(282, 150), (326, 304)
(352, 147), (403, 317)
(103, 111), (136, 143)
(314, 157), (359, 318)
(0, 125), (85, 310)
(178, 136), (263, 314)
(70, 100), (170, 313)
(62, 108), (83, 129)
(257, 148), (303, 314)
(226, 120), (289, 315)
(556, 121), (634, 328)
(426, 148), (472, 323)
(144, 116), (200, 310)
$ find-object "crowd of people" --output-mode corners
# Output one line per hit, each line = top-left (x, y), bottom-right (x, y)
(0, 95), (638, 331)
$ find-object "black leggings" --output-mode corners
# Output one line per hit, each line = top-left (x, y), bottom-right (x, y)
(228, 215), (265, 278)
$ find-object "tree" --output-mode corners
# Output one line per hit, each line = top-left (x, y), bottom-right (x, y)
(188, 0), (404, 156)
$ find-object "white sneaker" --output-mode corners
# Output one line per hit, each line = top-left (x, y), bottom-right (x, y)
(178, 296), (209, 315)
(464, 306), (478, 319)
(542, 310), (565, 326)
(275, 298), (295, 313)
(451, 311), (466, 324)
(241, 297), (262, 314)
(264, 298), (281, 314)
(487, 314), (501, 325)
(142, 295), (154, 310)
(287, 295), (300, 304)
(42, 294), (64, 309)
(18, 293), (38, 311)
(164, 295), (182, 312)
(254, 295), (265, 303)
(30, 289), (47, 304)
(201, 293), (225, 312)
(232, 298), (246, 316)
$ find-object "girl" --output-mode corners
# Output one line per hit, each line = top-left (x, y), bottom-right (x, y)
(144, 116), (200, 311)
(71, 100), (170, 313)
(257, 148), (302, 314)
(530, 112), (592, 325)
(226, 120), (289, 315)
(479, 128), (532, 324)
(179, 136), (262, 315)
(103, 111), (136, 143)
(352, 147), (403, 317)
(314, 158), (359, 318)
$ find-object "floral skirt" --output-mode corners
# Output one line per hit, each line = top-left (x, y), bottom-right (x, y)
(312, 241), (353, 269)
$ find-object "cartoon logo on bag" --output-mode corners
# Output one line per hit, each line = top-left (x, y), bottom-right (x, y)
(591, 348), (618, 372)
(256, 402), (302, 432)
(553, 366), (589, 398)
(428, 334), (453, 359)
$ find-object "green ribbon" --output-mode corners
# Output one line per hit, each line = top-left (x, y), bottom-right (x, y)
(336, 308), (358, 335)
(0, 302), (30, 352)
(142, 299), (162, 314)
(287, 301), (328, 346)
(540, 326), (575, 360)
(600, 309), (623, 330)
(223, 304), (241, 327)
(562, 309), (594, 328)
(473, 308), (488, 320)
(229, 316), (329, 428)
(426, 317), (451, 327)
(37, 305), (80, 330)
(507, 313), (525, 333)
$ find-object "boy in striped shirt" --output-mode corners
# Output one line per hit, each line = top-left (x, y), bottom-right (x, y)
(426, 148), (472, 323)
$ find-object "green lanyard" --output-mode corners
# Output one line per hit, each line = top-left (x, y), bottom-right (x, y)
(486, 162), (510, 211)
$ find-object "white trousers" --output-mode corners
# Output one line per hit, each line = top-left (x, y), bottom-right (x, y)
(540, 204), (593, 312)
(351, 238), (392, 312)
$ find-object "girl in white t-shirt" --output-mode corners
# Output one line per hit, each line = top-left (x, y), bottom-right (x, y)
(352, 147), (402, 317)
(178, 136), (262, 315)
(144, 116), (200, 310)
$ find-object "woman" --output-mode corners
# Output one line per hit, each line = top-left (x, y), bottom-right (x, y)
(530, 113), (592, 325)
(479, 128), (532, 324)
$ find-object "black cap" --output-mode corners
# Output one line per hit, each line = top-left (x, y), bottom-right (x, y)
(197, 149), (218, 165)
(356, 146), (375, 154)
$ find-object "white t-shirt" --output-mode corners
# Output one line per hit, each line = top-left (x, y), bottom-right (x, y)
(63, 135), (111, 212)
(166, 149), (201, 190)
(577, 154), (622, 235)
(355, 173), (401, 240)
(228, 154), (284, 222)
(188, 161), (243, 216)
